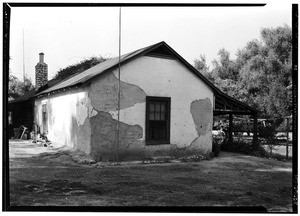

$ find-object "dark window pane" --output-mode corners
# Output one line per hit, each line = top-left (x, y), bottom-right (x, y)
(155, 103), (160, 112)
(42, 104), (47, 133)
(150, 103), (155, 112)
(149, 112), (155, 120)
(161, 103), (165, 112)
(155, 112), (160, 120)
(42, 104), (46, 113)
(161, 111), (165, 120)
(149, 121), (166, 140)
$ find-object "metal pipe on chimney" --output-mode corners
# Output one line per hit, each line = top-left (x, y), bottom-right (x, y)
(39, 52), (44, 63)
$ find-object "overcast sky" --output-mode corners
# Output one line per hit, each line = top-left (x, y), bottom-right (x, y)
(9, 2), (292, 83)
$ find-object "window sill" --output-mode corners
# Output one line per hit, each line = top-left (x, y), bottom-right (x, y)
(146, 140), (170, 145)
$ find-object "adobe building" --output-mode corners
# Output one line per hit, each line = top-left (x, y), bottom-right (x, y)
(9, 41), (258, 161)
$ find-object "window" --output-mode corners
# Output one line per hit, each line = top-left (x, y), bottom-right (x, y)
(42, 104), (48, 134)
(146, 96), (171, 144)
(8, 111), (13, 125)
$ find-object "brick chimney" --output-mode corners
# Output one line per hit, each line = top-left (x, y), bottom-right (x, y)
(35, 52), (48, 90)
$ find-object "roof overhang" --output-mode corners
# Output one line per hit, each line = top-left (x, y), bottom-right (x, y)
(213, 92), (258, 116)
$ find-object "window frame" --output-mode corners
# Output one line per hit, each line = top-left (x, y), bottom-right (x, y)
(145, 96), (171, 145)
(42, 103), (48, 134)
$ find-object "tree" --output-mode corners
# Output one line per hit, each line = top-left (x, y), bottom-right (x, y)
(194, 54), (209, 74)
(9, 74), (34, 100)
(201, 48), (240, 97)
(194, 54), (215, 82)
(212, 48), (239, 81)
(195, 25), (292, 118)
(260, 24), (292, 64)
(237, 25), (292, 117)
(54, 56), (108, 81)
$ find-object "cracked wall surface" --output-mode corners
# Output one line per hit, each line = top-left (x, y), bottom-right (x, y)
(90, 111), (144, 161)
(90, 72), (147, 112)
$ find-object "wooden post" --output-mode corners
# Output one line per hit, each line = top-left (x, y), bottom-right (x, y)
(252, 113), (258, 150)
(229, 114), (233, 144)
(247, 121), (250, 136)
(286, 117), (290, 159)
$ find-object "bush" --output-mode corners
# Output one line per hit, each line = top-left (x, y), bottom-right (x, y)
(212, 142), (220, 157)
(213, 133), (226, 145)
(212, 131), (226, 157)
(221, 139), (269, 158)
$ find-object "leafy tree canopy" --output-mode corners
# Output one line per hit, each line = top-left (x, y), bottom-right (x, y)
(54, 56), (108, 81)
(194, 25), (292, 118)
(9, 75), (34, 100)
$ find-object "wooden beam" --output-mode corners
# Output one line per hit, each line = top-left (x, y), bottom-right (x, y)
(214, 109), (254, 115)
(252, 113), (258, 150)
(215, 98), (226, 109)
(214, 94), (258, 114)
(286, 117), (290, 159)
(229, 113), (233, 144)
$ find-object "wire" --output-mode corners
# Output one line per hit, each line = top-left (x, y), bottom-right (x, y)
(116, 7), (121, 164)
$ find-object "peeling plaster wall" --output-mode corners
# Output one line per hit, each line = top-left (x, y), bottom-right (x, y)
(109, 102), (146, 140)
(89, 72), (148, 160)
(89, 111), (144, 161)
(90, 72), (146, 112)
(34, 87), (94, 155)
(190, 98), (212, 136)
(108, 56), (214, 157)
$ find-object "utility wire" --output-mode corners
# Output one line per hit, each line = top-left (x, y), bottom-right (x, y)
(23, 29), (26, 82)
(116, 7), (121, 164)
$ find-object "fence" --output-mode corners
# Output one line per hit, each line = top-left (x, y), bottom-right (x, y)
(231, 131), (292, 159)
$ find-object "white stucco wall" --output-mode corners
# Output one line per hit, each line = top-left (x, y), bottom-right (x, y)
(34, 88), (95, 154)
(110, 56), (214, 149)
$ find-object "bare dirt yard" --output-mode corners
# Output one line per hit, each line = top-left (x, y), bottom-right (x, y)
(8, 140), (293, 212)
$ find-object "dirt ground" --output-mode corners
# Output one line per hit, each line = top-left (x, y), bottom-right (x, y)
(8, 140), (293, 212)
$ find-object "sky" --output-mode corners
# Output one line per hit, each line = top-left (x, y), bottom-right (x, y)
(9, 2), (293, 83)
